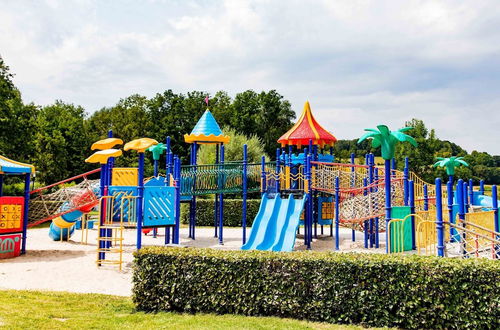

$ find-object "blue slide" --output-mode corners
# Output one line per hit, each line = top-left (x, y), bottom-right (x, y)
(242, 194), (305, 252)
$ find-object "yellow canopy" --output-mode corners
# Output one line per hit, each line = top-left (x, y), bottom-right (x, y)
(124, 138), (158, 152)
(91, 138), (124, 150)
(85, 149), (123, 164)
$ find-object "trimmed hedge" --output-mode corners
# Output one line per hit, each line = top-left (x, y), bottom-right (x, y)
(181, 199), (261, 227)
(133, 247), (500, 329)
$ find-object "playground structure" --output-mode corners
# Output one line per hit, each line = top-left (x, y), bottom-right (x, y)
(0, 155), (33, 259)
(5, 100), (498, 265)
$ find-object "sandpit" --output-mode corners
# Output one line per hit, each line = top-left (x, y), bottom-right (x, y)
(0, 225), (385, 296)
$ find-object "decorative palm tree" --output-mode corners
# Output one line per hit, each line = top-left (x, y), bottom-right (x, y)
(358, 125), (417, 252)
(433, 156), (468, 185)
(147, 143), (167, 176)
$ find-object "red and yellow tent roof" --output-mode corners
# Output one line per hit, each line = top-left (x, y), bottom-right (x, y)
(278, 101), (337, 148)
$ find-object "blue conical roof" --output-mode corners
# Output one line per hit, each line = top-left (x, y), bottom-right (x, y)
(184, 109), (230, 144)
(190, 110), (223, 136)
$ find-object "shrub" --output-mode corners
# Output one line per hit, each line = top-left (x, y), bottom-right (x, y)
(133, 247), (500, 329)
(181, 199), (261, 227)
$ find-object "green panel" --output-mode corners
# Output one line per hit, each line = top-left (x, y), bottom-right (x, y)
(389, 206), (413, 252)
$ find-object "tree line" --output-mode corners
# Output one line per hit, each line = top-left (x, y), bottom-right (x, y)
(0, 56), (498, 185)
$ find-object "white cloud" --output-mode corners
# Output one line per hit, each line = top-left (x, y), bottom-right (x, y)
(0, 0), (499, 153)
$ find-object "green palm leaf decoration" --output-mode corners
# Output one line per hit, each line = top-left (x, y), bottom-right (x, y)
(147, 143), (167, 160)
(357, 125), (417, 160)
(433, 156), (468, 176)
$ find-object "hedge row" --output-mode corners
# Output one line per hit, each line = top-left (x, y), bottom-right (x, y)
(180, 199), (261, 227)
(133, 247), (500, 329)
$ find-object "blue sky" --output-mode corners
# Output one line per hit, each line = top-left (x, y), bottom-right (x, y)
(1, 0), (499, 154)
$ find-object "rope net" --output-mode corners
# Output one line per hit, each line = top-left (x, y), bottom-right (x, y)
(28, 170), (100, 227)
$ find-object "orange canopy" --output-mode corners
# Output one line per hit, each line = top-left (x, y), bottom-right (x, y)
(278, 101), (337, 148)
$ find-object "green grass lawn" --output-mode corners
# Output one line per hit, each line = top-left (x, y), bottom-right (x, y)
(0, 290), (369, 330)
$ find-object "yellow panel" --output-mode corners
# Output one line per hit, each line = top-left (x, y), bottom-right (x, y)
(112, 168), (138, 186)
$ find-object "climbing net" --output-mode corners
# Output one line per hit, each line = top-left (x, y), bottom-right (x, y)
(312, 162), (370, 192)
(28, 170), (100, 227)
(337, 178), (404, 231)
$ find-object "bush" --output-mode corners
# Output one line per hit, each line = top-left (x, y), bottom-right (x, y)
(133, 247), (500, 329)
(181, 199), (261, 227)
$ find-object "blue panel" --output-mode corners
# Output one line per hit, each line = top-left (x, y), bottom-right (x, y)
(143, 186), (175, 227)
(108, 186), (138, 222)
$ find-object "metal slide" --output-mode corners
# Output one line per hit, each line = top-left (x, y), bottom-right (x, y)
(242, 194), (305, 252)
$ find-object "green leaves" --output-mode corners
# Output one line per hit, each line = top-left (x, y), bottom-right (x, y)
(357, 125), (417, 160)
(133, 248), (500, 329)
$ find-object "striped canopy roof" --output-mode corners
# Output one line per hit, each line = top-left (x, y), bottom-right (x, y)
(278, 101), (337, 148)
(0, 155), (34, 174)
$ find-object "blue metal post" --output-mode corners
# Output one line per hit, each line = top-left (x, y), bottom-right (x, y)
(424, 184), (429, 211)
(334, 176), (340, 250)
(165, 136), (171, 172)
(435, 178), (444, 257)
(191, 142), (198, 240)
(479, 180), (485, 195)
(447, 180), (455, 243)
(21, 173), (31, 254)
(242, 144), (248, 244)
(392, 158), (396, 170)
(384, 159), (392, 254)
(409, 180), (416, 250)
(457, 180), (466, 255)
(218, 145), (225, 244)
(275, 148), (281, 193)
(350, 153), (356, 242)
(173, 156), (181, 244)
(215, 144), (220, 237)
(305, 154), (312, 249)
(403, 157), (409, 206)
(369, 154), (375, 248)
(313, 145), (318, 239)
(98, 163), (107, 263)
(374, 168), (380, 248)
(261, 155), (266, 195)
(107, 130), (114, 186)
(136, 153), (145, 249)
(468, 179), (473, 206)
(0, 174), (4, 196)
(463, 182), (469, 213)
(363, 178), (369, 248)
(188, 144), (194, 238)
(492, 186), (499, 258)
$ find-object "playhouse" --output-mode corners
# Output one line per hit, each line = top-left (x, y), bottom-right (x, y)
(0, 155), (33, 259)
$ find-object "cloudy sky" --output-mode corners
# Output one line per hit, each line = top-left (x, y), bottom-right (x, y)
(1, 0), (499, 154)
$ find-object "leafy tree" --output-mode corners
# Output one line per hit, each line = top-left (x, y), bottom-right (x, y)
(33, 101), (91, 183)
(229, 90), (295, 158)
(395, 119), (441, 182)
(0, 56), (38, 162)
(197, 127), (269, 164)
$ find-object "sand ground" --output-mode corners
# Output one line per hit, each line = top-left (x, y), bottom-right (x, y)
(0, 225), (386, 296)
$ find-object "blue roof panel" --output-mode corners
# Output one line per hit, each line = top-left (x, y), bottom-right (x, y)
(0, 156), (33, 174)
(190, 110), (223, 136)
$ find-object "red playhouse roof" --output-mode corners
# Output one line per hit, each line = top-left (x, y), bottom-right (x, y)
(278, 101), (337, 148)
